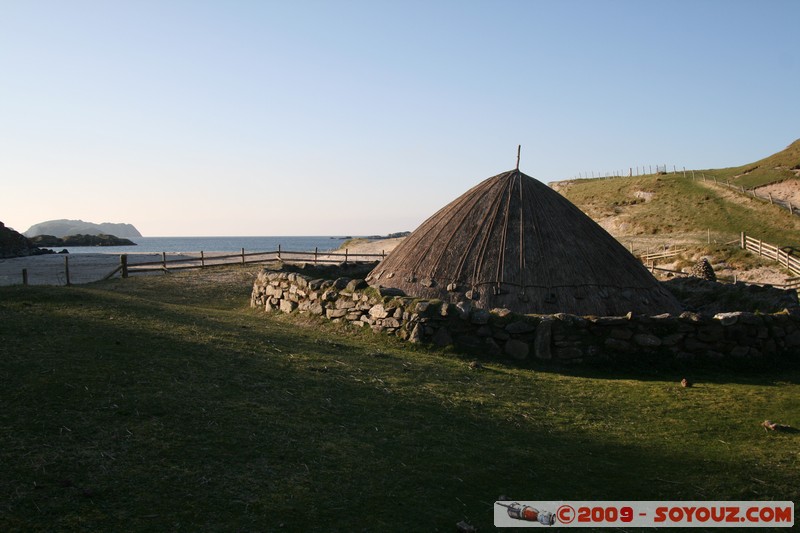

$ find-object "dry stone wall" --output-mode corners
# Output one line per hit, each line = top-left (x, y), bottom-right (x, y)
(251, 270), (800, 362)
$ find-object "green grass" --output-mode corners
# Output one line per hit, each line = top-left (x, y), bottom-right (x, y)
(2, 267), (799, 531)
(560, 173), (800, 246)
(701, 139), (800, 189)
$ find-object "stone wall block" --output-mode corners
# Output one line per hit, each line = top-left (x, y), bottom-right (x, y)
(383, 317), (401, 328)
(336, 299), (356, 310)
(322, 290), (338, 302)
(470, 308), (490, 325)
(533, 319), (552, 360)
(506, 320), (536, 334)
(609, 328), (633, 340)
(279, 300), (297, 314)
(345, 279), (367, 291)
(505, 339), (530, 359)
(326, 308), (348, 319)
(604, 338), (634, 353)
(432, 328), (453, 347)
(633, 333), (662, 347)
(409, 323), (424, 343)
(369, 304), (389, 319)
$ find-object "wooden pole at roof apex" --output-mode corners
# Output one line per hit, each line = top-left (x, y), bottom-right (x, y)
(516, 145), (521, 170)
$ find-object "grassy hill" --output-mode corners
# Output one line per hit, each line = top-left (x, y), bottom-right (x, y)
(702, 139), (800, 189)
(1, 267), (799, 530)
(556, 140), (800, 248)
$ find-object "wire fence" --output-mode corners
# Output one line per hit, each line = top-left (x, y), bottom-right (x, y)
(705, 176), (799, 217)
(570, 164), (690, 180)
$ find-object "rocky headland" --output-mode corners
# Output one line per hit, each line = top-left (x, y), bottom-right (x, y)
(0, 221), (54, 258)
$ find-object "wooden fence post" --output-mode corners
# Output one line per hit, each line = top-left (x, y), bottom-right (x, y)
(200, 251), (205, 268)
(740, 232), (745, 250)
(64, 256), (71, 286)
(241, 247), (245, 265)
(22, 268), (28, 285)
(277, 244), (281, 260)
(758, 239), (763, 256)
(121, 254), (128, 278)
(314, 247), (318, 264)
(768, 193), (773, 204)
(344, 248), (348, 264)
(789, 202), (794, 215)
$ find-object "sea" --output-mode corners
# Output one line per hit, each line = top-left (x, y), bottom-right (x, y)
(47, 236), (352, 255)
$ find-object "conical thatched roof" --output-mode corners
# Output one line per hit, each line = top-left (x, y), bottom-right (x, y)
(366, 169), (682, 316)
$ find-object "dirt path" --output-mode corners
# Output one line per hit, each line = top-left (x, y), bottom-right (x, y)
(755, 179), (800, 207)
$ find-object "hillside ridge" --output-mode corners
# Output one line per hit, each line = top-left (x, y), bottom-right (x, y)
(555, 139), (800, 246)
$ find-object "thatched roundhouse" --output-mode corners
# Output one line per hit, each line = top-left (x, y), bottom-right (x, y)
(366, 169), (682, 316)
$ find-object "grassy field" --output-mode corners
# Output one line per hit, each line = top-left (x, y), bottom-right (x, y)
(700, 139), (800, 189)
(559, 173), (800, 246)
(1, 266), (799, 531)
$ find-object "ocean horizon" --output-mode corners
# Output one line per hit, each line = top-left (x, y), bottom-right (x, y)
(45, 236), (353, 255)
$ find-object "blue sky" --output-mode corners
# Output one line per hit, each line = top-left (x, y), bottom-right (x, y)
(1, 0), (798, 236)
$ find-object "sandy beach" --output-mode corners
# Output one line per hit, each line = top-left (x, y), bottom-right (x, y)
(0, 253), (182, 286)
(0, 238), (407, 287)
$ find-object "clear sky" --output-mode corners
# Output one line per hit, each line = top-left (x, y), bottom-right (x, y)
(2, 0), (798, 236)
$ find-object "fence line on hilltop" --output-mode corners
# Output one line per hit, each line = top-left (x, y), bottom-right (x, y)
(570, 164), (691, 180)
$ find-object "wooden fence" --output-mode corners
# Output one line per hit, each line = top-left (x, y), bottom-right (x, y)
(640, 247), (687, 263)
(111, 247), (387, 279)
(740, 232), (800, 278)
(639, 234), (800, 289)
(10, 247), (386, 286)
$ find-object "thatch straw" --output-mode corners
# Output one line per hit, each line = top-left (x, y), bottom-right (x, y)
(366, 169), (682, 316)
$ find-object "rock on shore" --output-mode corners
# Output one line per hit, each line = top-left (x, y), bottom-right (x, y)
(0, 221), (53, 258)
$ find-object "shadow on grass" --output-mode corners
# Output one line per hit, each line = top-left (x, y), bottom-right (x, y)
(526, 356), (800, 386)
(1, 285), (798, 531)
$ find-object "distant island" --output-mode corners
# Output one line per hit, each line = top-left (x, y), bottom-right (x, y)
(24, 219), (142, 239)
(30, 234), (137, 247)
